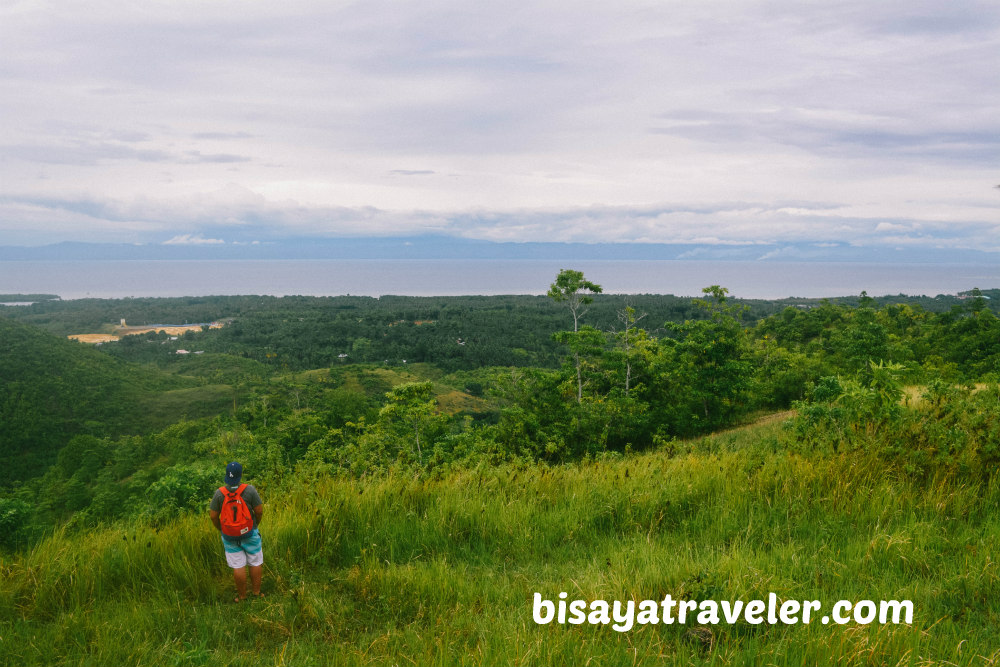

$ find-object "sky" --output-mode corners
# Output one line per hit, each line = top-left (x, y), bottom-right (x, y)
(1, 0), (998, 253)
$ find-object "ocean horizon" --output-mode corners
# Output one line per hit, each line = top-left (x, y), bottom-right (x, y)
(1, 258), (999, 301)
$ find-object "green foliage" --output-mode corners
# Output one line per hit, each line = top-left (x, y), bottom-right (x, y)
(0, 317), (196, 482)
(137, 384), (234, 430)
(350, 336), (373, 361)
(609, 304), (654, 398)
(6, 281), (1000, 664)
(143, 462), (222, 522)
(0, 294), (60, 302)
(789, 366), (1000, 478)
(369, 381), (440, 463)
(8, 282), (1000, 545)
(811, 375), (844, 402)
(549, 269), (603, 403)
(652, 286), (755, 435)
(547, 269), (603, 330)
(0, 498), (32, 548)
(751, 337), (821, 407)
(836, 307), (891, 373)
(3, 423), (1000, 665)
(552, 324), (606, 403)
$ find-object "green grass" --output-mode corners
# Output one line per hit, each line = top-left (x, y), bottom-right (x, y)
(160, 353), (271, 383)
(3, 420), (999, 665)
(326, 364), (490, 415)
(137, 384), (236, 429)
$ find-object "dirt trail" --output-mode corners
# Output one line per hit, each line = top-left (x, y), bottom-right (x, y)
(721, 409), (796, 435)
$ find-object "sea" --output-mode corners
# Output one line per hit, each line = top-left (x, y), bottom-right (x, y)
(1, 259), (999, 301)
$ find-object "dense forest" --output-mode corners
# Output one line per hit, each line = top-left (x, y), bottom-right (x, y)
(2, 277), (998, 536)
(5, 288), (995, 369)
(2, 275), (1000, 664)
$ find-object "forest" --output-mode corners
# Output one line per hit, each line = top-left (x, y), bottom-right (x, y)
(1, 274), (999, 665)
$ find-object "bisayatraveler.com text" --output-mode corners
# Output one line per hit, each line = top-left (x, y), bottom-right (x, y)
(533, 592), (913, 631)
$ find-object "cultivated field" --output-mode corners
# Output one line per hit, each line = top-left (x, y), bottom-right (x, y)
(68, 321), (223, 343)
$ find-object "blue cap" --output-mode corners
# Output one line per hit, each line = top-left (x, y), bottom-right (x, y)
(225, 461), (243, 486)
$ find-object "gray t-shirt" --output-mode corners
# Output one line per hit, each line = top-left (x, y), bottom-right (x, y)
(210, 484), (263, 532)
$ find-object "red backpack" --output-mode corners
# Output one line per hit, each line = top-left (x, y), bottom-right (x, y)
(219, 484), (254, 537)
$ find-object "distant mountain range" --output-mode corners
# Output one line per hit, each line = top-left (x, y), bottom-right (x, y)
(2, 237), (998, 263)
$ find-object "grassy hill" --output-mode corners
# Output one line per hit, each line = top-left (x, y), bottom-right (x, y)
(4, 291), (999, 665)
(1, 418), (995, 666)
(0, 316), (228, 481)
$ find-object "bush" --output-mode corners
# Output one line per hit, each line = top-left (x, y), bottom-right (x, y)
(143, 462), (222, 521)
(0, 498), (32, 548)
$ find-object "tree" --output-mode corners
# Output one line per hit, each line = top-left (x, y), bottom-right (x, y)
(376, 381), (437, 462)
(966, 287), (987, 314)
(553, 325), (607, 402)
(613, 304), (650, 397)
(837, 307), (889, 376)
(351, 337), (373, 361)
(548, 269), (603, 402)
(0, 498), (32, 548)
(655, 286), (754, 434)
(547, 269), (603, 333)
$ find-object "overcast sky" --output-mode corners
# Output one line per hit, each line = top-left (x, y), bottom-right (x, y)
(1, 0), (998, 251)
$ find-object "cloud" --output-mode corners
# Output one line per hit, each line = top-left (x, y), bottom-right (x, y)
(4, 188), (998, 252)
(182, 151), (252, 164)
(389, 169), (436, 176)
(649, 110), (1000, 167)
(1, 1), (998, 252)
(1, 140), (252, 167)
(875, 222), (914, 233)
(162, 234), (225, 245)
(2, 142), (173, 166)
(191, 131), (256, 140)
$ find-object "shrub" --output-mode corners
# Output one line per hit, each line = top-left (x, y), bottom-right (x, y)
(0, 498), (31, 548)
(143, 462), (221, 521)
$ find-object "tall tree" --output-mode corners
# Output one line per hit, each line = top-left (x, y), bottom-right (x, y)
(547, 269), (603, 334)
(548, 269), (603, 402)
(614, 303), (650, 397)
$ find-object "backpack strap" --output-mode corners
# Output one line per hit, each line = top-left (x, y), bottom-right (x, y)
(232, 483), (252, 538)
(220, 483), (247, 498)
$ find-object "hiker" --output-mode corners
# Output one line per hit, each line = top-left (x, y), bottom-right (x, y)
(209, 461), (265, 602)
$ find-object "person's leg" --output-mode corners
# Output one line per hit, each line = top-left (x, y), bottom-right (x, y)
(249, 564), (263, 595)
(244, 531), (264, 597)
(223, 537), (249, 601)
(233, 566), (248, 600)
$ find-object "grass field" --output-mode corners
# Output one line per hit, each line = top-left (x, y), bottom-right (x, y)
(3, 417), (998, 666)
(137, 384), (236, 430)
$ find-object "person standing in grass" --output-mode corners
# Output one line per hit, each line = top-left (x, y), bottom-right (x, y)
(209, 461), (265, 602)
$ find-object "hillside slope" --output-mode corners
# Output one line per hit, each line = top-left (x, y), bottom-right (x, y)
(1, 420), (995, 665)
(0, 316), (197, 481)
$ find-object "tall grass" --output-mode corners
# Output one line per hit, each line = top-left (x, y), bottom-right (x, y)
(3, 420), (999, 665)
